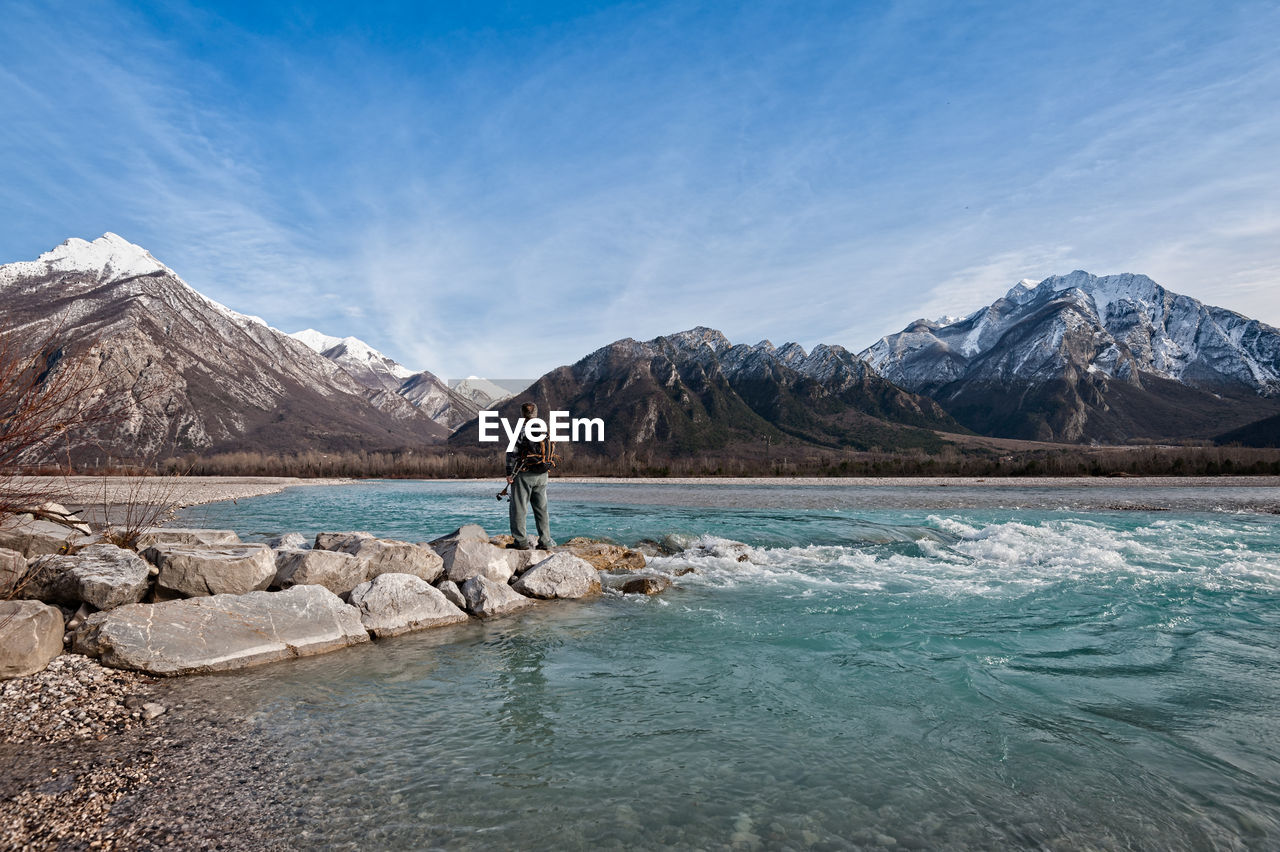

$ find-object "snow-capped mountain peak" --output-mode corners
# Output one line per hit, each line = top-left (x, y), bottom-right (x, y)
(1, 232), (171, 288)
(451, 376), (513, 408)
(861, 269), (1280, 441)
(291, 328), (345, 354)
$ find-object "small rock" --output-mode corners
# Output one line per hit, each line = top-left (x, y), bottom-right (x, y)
(265, 532), (308, 550)
(434, 579), (466, 610)
(141, 702), (166, 720)
(621, 576), (670, 595)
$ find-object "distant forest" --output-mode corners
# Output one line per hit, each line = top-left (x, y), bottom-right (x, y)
(36, 443), (1280, 480)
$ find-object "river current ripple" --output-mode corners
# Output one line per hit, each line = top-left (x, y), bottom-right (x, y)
(169, 481), (1280, 850)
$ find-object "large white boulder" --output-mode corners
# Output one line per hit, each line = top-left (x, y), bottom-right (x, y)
(512, 553), (602, 600)
(460, 575), (535, 618)
(147, 543), (276, 598)
(71, 585), (369, 675)
(348, 573), (469, 638)
(23, 544), (151, 610)
(273, 548), (367, 595)
(0, 600), (64, 679)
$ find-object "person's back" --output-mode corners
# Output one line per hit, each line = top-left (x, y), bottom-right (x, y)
(505, 402), (555, 550)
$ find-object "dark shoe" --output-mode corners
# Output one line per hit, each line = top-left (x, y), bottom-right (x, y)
(536, 540), (556, 551)
(511, 542), (532, 551)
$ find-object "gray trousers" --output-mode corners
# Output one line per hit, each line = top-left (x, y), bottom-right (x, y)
(509, 471), (551, 547)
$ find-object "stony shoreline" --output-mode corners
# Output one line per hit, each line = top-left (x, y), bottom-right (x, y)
(0, 657), (296, 850)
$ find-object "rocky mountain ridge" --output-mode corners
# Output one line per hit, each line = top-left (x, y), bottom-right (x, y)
(451, 326), (962, 458)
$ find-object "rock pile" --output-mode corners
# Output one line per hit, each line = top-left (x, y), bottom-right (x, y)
(1, 515), (662, 680)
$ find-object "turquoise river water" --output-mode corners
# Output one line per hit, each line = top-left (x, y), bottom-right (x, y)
(170, 480), (1280, 850)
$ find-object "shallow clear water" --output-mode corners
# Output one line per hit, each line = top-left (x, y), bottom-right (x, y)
(172, 482), (1280, 850)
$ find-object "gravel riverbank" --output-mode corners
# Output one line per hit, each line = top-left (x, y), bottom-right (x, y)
(0, 657), (294, 850)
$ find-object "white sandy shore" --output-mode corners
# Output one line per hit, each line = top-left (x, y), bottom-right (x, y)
(23, 475), (355, 509)
(19, 474), (1280, 515)
(557, 475), (1280, 488)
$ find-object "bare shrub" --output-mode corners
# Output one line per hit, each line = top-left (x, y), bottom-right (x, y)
(93, 465), (193, 550)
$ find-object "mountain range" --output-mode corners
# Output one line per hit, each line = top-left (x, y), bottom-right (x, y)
(862, 271), (1280, 443)
(0, 235), (455, 458)
(4, 234), (1279, 461)
(449, 327), (962, 458)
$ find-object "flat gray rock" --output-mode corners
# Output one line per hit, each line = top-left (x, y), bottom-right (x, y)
(339, 538), (443, 584)
(438, 538), (517, 584)
(148, 543), (276, 598)
(460, 575), (535, 618)
(0, 600), (64, 679)
(71, 585), (369, 676)
(24, 544), (151, 610)
(134, 528), (242, 549)
(512, 553), (602, 600)
(348, 573), (469, 638)
(0, 516), (92, 557)
(434, 578), (466, 610)
(313, 531), (373, 551)
(273, 548), (367, 595)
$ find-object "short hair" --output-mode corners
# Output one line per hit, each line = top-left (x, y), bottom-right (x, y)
(521, 402), (538, 418)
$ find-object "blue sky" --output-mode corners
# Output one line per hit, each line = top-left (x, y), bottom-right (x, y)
(3, 1), (1278, 379)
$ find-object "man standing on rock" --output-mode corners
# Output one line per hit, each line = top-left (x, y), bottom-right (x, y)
(506, 402), (556, 551)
